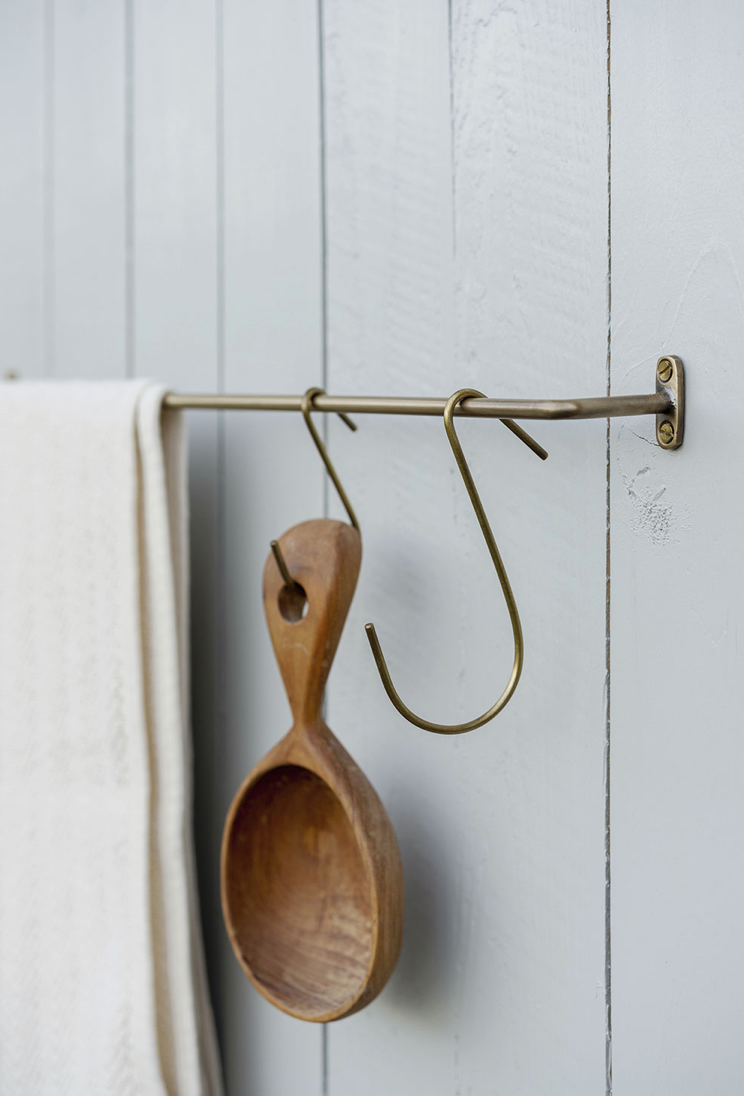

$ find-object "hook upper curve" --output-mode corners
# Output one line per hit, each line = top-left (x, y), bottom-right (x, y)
(364, 387), (538, 734)
(301, 386), (360, 531)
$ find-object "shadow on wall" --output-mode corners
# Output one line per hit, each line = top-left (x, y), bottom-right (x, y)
(382, 802), (457, 1022)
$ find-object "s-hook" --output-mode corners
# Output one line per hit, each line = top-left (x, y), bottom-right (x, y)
(270, 386), (359, 586)
(364, 388), (547, 735)
(299, 386), (359, 531)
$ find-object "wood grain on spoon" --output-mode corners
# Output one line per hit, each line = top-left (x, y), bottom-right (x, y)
(221, 519), (404, 1022)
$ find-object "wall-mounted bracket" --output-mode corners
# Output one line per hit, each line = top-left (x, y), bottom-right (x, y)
(656, 355), (684, 450)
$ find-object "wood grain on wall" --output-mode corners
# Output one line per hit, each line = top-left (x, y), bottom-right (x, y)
(611, 1), (744, 1091)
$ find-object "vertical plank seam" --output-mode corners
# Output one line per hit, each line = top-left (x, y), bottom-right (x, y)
(604, 1), (613, 1093)
(317, 0), (330, 1090)
(214, 0), (228, 1056)
(215, 0), (225, 399)
(42, 0), (55, 377)
(318, 0), (330, 525)
(447, 7), (463, 1090)
(447, 0), (457, 255)
(124, 0), (135, 379)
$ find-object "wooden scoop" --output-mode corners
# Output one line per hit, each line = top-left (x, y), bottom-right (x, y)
(221, 518), (404, 1022)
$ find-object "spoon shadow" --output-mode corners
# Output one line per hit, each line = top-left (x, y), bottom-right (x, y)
(381, 802), (458, 1020)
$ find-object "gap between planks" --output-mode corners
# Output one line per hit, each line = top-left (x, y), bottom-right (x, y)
(604, 1), (613, 1093)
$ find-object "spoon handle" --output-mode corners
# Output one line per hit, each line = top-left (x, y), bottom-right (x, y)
(263, 519), (361, 729)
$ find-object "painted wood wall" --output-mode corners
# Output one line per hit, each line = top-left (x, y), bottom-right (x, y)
(1, 1), (741, 1092)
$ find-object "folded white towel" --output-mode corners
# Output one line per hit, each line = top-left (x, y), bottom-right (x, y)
(0, 381), (223, 1096)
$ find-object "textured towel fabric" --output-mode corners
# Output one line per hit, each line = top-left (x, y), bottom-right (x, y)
(0, 381), (223, 1096)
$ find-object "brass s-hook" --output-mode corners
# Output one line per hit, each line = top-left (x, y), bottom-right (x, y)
(270, 386), (359, 587)
(364, 388), (547, 734)
(301, 386), (359, 531)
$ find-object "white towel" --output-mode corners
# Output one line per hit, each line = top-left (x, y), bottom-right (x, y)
(0, 381), (223, 1096)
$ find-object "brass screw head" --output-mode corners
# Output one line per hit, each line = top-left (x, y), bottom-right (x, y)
(659, 420), (675, 444)
(657, 359), (673, 383)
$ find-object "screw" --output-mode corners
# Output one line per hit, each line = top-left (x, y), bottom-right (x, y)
(657, 359), (673, 383)
(659, 420), (675, 445)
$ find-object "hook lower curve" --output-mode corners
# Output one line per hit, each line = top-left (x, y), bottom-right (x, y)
(301, 387), (359, 531)
(365, 387), (538, 734)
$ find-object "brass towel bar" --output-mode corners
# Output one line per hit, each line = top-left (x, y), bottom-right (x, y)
(165, 389), (665, 417)
(163, 356), (684, 450)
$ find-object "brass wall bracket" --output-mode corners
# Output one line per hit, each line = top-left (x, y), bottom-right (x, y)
(656, 355), (684, 450)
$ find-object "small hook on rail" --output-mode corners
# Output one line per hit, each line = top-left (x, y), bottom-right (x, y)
(364, 388), (547, 734)
(301, 386), (360, 531)
(270, 386), (360, 588)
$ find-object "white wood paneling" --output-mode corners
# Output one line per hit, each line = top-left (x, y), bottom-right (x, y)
(0, 0), (44, 380)
(133, 0), (219, 391)
(449, 1), (608, 1089)
(5, 0), (744, 1091)
(323, 1), (608, 1092)
(220, 0), (325, 1092)
(611, 1), (744, 1091)
(130, 0), (225, 1090)
(322, 11), (457, 1095)
(51, 0), (126, 378)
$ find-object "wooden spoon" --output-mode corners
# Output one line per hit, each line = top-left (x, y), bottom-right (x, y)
(221, 518), (404, 1022)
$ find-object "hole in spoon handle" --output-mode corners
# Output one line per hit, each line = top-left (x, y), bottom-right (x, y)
(263, 518), (362, 727)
